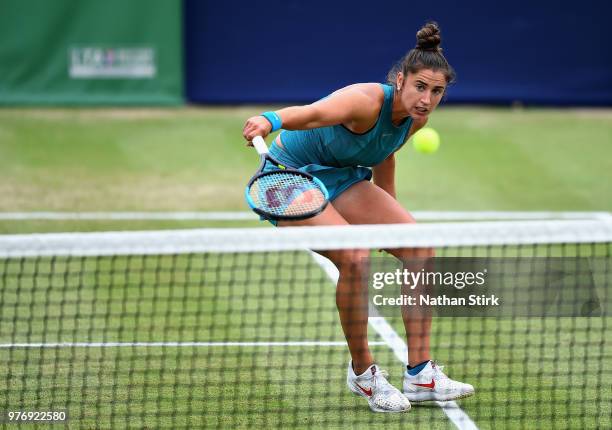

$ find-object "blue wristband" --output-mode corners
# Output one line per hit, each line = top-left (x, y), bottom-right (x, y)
(261, 111), (282, 132)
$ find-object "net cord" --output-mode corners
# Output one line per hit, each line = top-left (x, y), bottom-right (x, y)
(1, 219), (611, 258)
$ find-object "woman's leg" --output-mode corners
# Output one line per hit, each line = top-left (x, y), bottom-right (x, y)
(278, 205), (373, 374)
(331, 181), (434, 367)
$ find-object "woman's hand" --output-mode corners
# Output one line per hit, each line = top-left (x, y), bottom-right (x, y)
(243, 115), (272, 145)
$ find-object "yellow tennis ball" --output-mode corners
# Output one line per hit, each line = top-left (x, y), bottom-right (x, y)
(412, 128), (440, 154)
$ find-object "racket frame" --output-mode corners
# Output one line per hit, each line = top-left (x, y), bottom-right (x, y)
(245, 137), (329, 221)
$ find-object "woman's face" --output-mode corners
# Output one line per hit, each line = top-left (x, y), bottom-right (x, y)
(397, 69), (447, 120)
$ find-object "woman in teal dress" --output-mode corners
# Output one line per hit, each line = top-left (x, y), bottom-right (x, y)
(242, 22), (474, 413)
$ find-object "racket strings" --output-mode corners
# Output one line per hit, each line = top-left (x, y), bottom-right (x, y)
(249, 172), (326, 217)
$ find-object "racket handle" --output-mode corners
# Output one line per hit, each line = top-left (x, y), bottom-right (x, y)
(252, 136), (269, 155)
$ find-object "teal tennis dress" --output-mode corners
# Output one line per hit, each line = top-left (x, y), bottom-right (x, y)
(265, 83), (412, 222)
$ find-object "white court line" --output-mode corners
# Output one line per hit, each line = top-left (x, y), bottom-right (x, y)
(310, 251), (479, 430)
(0, 341), (387, 349)
(0, 211), (609, 221)
(0, 212), (257, 221)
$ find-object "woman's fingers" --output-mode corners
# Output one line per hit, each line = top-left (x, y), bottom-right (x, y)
(243, 115), (273, 143)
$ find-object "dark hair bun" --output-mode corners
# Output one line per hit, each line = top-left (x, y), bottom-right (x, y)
(416, 22), (442, 52)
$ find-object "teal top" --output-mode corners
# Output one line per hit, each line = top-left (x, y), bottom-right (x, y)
(277, 83), (413, 168)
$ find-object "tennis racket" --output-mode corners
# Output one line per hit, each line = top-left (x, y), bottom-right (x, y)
(245, 136), (329, 221)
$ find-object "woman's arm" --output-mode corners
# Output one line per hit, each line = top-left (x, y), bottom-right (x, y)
(242, 84), (383, 141)
(372, 153), (397, 199)
(374, 118), (428, 197)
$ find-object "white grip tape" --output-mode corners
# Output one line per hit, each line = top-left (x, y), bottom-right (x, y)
(252, 136), (269, 155)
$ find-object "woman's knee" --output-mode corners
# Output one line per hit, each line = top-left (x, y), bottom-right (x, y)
(327, 249), (370, 273)
(383, 219), (435, 260)
(385, 246), (435, 260)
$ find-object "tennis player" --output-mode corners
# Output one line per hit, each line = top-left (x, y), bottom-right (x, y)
(243, 22), (474, 413)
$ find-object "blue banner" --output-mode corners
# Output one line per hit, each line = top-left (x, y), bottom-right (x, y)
(185, 0), (611, 105)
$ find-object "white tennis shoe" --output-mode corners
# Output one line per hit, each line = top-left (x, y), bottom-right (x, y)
(403, 360), (474, 402)
(347, 362), (411, 413)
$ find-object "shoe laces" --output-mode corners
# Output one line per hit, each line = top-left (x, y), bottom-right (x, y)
(431, 361), (448, 381)
(371, 369), (394, 393)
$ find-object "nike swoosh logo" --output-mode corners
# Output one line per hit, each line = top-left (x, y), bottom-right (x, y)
(355, 382), (373, 397)
(413, 379), (435, 389)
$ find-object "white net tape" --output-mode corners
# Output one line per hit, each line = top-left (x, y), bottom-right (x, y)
(1, 219), (612, 258)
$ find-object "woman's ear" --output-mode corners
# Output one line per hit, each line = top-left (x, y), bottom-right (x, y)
(396, 72), (404, 91)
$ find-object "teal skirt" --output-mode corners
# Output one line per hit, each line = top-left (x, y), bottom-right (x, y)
(261, 142), (372, 225)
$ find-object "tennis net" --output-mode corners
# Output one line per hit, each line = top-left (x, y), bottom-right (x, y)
(1, 220), (611, 429)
